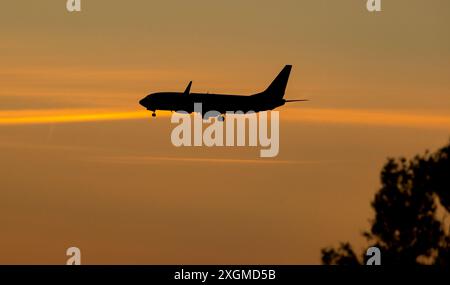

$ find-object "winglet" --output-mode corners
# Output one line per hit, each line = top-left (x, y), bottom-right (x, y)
(184, 81), (192, 95)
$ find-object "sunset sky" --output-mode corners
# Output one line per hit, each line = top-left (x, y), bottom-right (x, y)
(1, 0), (449, 264)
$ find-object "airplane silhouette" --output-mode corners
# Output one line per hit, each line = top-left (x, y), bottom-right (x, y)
(139, 65), (307, 118)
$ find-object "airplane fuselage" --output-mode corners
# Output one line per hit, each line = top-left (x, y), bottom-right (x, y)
(139, 92), (286, 114)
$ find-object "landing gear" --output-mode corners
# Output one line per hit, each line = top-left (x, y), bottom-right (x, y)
(152, 111), (156, 117)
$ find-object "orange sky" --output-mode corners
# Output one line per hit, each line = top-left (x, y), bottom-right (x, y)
(0, 1), (449, 264)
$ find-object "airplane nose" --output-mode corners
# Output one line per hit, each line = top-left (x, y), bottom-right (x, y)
(139, 98), (146, 107)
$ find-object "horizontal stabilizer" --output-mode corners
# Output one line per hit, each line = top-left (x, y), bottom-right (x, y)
(285, 99), (309, 102)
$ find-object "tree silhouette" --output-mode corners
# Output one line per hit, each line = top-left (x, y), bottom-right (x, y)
(322, 141), (450, 265)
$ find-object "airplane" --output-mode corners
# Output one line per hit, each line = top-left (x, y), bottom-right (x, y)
(139, 65), (307, 119)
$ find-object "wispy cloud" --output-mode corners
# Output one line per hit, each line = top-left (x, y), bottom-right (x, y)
(86, 155), (321, 165)
(0, 108), (152, 125)
(0, 107), (449, 130)
(282, 108), (450, 130)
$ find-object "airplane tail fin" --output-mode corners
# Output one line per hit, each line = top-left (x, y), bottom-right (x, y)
(262, 65), (292, 99)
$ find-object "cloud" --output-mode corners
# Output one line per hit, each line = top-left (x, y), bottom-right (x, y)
(85, 155), (320, 165)
(0, 108), (153, 125)
(282, 108), (450, 130)
(0, 107), (449, 130)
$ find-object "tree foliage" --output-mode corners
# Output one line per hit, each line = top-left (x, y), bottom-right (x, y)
(322, 141), (450, 265)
